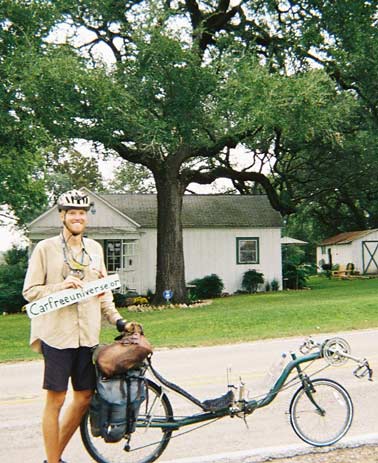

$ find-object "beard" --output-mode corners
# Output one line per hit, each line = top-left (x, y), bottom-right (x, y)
(63, 220), (84, 237)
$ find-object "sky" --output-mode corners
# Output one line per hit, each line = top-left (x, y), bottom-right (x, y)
(0, 226), (26, 252)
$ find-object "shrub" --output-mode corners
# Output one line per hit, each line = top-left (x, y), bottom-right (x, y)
(189, 274), (224, 299)
(241, 269), (264, 293)
(283, 262), (309, 289)
(265, 281), (271, 292)
(271, 279), (279, 291)
(113, 292), (128, 308)
(0, 246), (28, 314)
(113, 292), (149, 307)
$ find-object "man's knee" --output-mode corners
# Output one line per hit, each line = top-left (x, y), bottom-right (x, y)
(45, 390), (67, 412)
(73, 389), (93, 411)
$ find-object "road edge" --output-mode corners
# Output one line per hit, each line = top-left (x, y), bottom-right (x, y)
(162, 433), (378, 463)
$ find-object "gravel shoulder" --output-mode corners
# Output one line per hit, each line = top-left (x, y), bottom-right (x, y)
(268, 445), (378, 463)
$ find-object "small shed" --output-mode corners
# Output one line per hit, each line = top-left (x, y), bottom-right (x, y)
(317, 229), (378, 274)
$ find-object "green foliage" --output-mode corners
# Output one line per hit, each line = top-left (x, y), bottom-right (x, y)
(189, 274), (224, 299)
(113, 292), (128, 308)
(45, 149), (106, 202)
(3, 0), (378, 302)
(4, 276), (378, 361)
(110, 161), (155, 194)
(283, 262), (309, 290)
(113, 290), (145, 308)
(0, 246), (28, 314)
(0, 0), (57, 224)
(271, 279), (279, 292)
(241, 269), (264, 294)
(282, 245), (306, 267)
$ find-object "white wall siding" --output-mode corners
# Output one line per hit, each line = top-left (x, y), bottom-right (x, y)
(136, 228), (282, 295)
(138, 230), (158, 294)
(317, 244), (354, 272)
(317, 230), (378, 274)
(183, 228), (282, 294)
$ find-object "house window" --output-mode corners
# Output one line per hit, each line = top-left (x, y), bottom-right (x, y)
(105, 240), (122, 272)
(236, 237), (259, 264)
(321, 246), (326, 254)
(122, 241), (136, 269)
(105, 240), (137, 272)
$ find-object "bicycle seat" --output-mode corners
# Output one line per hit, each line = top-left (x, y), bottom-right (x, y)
(202, 390), (234, 412)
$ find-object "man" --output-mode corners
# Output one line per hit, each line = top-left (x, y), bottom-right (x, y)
(23, 189), (132, 463)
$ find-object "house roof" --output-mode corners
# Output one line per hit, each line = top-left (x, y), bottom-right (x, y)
(100, 193), (282, 228)
(320, 229), (378, 245)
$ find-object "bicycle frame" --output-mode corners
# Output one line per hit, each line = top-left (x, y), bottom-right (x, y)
(81, 336), (372, 463)
(139, 350), (322, 431)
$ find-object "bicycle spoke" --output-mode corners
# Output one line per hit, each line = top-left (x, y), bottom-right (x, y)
(289, 379), (353, 447)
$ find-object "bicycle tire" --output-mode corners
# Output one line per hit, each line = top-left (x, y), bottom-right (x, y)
(289, 378), (353, 447)
(80, 379), (174, 463)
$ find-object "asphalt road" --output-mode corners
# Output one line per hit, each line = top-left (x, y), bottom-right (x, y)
(0, 329), (377, 463)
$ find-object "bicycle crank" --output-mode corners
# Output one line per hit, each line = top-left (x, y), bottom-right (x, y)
(322, 337), (351, 366)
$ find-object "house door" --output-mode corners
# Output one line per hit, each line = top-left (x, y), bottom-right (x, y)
(362, 241), (378, 274)
(105, 240), (138, 292)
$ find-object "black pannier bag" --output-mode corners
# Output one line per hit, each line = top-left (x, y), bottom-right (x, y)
(89, 368), (146, 443)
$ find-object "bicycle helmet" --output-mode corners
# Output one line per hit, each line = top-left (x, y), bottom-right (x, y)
(57, 189), (91, 211)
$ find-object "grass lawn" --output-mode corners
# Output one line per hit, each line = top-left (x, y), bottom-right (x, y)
(1, 275), (378, 363)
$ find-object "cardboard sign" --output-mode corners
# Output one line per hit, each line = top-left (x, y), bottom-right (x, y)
(25, 274), (121, 319)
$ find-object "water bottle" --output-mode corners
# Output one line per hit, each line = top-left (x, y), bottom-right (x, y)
(265, 353), (287, 389)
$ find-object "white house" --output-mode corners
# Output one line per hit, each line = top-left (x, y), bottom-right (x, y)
(27, 188), (283, 294)
(317, 229), (378, 274)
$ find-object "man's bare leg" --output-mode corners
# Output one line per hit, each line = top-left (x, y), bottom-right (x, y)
(58, 389), (93, 458)
(43, 390), (66, 463)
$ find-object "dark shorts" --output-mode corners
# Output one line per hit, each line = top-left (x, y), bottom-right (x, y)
(41, 342), (96, 392)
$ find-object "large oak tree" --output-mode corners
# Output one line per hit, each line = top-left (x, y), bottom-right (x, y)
(4, 0), (376, 300)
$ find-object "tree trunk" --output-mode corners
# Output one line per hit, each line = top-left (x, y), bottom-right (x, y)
(153, 171), (187, 304)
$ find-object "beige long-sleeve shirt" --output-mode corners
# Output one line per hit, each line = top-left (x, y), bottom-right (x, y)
(23, 235), (122, 353)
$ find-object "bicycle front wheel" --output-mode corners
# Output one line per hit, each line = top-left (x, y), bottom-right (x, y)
(80, 379), (174, 463)
(289, 378), (353, 447)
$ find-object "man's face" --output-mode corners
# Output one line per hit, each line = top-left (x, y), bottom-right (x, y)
(60, 209), (88, 235)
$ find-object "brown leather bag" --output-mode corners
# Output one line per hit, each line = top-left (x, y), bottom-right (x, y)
(94, 334), (153, 377)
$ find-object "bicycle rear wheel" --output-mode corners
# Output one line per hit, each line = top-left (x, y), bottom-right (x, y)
(80, 379), (174, 463)
(289, 378), (353, 447)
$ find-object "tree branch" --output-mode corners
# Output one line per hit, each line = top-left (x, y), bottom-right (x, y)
(110, 142), (158, 171)
(185, 0), (202, 29)
(192, 126), (263, 160)
(182, 166), (295, 214)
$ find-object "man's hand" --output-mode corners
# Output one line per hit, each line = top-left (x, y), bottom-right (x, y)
(62, 275), (84, 289)
(116, 319), (144, 335)
(125, 321), (144, 335)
